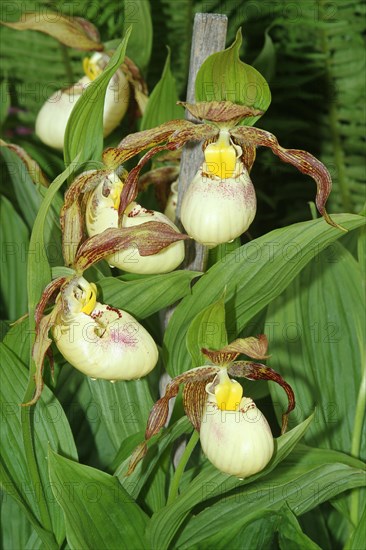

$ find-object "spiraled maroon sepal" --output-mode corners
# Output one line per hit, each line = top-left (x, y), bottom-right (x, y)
(126, 442), (148, 476)
(73, 222), (190, 272)
(228, 361), (295, 434)
(230, 126), (345, 231)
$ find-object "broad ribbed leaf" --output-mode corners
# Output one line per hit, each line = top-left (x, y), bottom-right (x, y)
(124, 0), (152, 72)
(0, 345), (77, 544)
(0, 196), (28, 320)
(186, 296), (227, 367)
(165, 214), (365, 378)
(174, 446), (365, 549)
(64, 29), (131, 166)
(266, 242), (365, 451)
(1, 146), (63, 266)
(98, 270), (200, 319)
(146, 414), (314, 549)
(86, 377), (154, 455)
(195, 29), (271, 126)
(140, 49), (182, 131)
(48, 450), (148, 550)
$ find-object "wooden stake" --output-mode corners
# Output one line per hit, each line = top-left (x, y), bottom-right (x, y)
(175, 13), (228, 272)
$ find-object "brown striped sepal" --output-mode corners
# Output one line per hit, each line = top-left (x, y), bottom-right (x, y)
(178, 101), (263, 124)
(1, 12), (103, 51)
(0, 140), (49, 187)
(201, 334), (269, 366)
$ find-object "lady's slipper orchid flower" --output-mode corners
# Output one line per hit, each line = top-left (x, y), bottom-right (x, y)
(35, 52), (130, 150)
(102, 100), (344, 247)
(127, 334), (295, 478)
(59, 169), (187, 272)
(84, 171), (185, 274)
(25, 274), (159, 406)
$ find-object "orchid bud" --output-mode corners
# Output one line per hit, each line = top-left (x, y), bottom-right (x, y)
(52, 276), (158, 380)
(181, 130), (256, 248)
(35, 52), (129, 150)
(199, 370), (274, 478)
(85, 173), (185, 274)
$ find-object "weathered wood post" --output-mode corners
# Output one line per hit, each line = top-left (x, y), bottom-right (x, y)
(175, 13), (228, 272)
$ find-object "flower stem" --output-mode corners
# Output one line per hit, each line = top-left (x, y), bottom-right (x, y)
(349, 364), (366, 527)
(166, 430), (200, 506)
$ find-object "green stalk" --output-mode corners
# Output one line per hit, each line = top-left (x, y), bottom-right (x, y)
(166, 430), (200, 506)
(349, 364), (366, 527)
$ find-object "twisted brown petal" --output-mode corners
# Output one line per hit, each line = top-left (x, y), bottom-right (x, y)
(183, 380), (212, 432)
(23, 302), (62, 407)
(60, 170), (110, 266)
(126, 366), (218, 474)
(228, 361), (295, 434)
(102, 120), (190, 168)
(122, 56), (149, 115)
(73, 222), (189, 272)
(230, 126), (345, 231)
(118, 123), (217, 215)
(34, 276), (66, 327)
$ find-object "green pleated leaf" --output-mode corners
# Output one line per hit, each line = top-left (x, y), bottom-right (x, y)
(124, 0), (152, 72)
(186, 296), (227, 368)
(174, 445), (365, 549)
(1, 147), (63, 266)
(86, 377), (154, 457)
(48, 450), (148, 550)
(195, 29), (271, 126)
(265, 241), (365, 450)
(140, 48), (182, 131)
(0, 345), (77, 545)
(0, 495), (41, 550)
(164, 214), (365, 378)
(98, 270), (201, 319)
(278, 505), (322, 550)
(146, 414), (314, 549)
(64, 29), (131, 167)
(0, 196), (28, 320)
(345, 504), (366, 550)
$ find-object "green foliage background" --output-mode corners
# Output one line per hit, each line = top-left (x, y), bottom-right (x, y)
(0, 1), (365, 549)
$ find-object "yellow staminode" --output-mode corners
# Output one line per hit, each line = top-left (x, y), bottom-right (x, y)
(83, 57), (103, 81)
(81, 283), (97, 315)
(215, 371), (243, 411)
(204, 130), (237, 180)
(110, 185), (122, 211)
